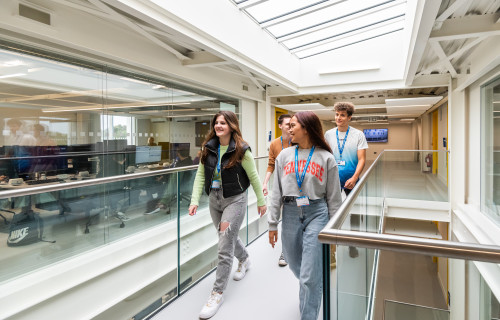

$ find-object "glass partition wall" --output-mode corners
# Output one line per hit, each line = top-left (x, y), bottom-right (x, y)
(0, 41), (261, 317)
(481, 76), (500, 226)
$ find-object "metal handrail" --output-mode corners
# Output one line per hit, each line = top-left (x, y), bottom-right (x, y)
(0, 155), (269, 199)
(318, 150), (500, 264)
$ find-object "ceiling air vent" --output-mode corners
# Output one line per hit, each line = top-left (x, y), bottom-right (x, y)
(19, 3), (51, 25)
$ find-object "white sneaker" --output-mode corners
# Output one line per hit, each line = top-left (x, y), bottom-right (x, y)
(144, 207), (161, 215)
(278, 252), (288, 267)
(233, 257), (250, 281)
(199, 291), (224, 319)
(115, 212), (130, 221)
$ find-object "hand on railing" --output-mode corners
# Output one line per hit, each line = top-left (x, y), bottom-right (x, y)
(344, 177), (357, 190)
(269, 230), (278, 248)
(258, 205), (267, 217)
(188, 205), (198, 216)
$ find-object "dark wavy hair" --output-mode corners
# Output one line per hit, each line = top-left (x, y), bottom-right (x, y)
(334, 102), (355, 117)
(293, 111), (332, 153)
(201, 111), (248, 168)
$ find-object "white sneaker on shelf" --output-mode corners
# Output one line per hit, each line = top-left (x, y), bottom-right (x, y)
(199, 291), (224, 319)
(115, 212), (130, 221)
(144, 207), (161, 215)
(278, 252), (288, 267)
(233, 257), (250, 281)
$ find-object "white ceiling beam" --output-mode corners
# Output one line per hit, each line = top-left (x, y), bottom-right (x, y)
(429, 41), (458, 78)
(89, 0), (190, 61)
(141, 25), (200, 52)
(418, 36), (486, 75)
(410, 74), (450, 88)
(48, 0), (201, 53)
(455, 55), (500, 91)
(211, 65), (276, 85)
(182, 51), (231, 67)
(403, 0), (441, 86)
(47, 0), (111, 19)
(430, 12), (500, 42)
(433, 0), (469, 30)
(238, 66), (265, 91)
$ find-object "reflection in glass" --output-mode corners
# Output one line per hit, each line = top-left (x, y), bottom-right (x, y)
(481, 76), (500, 226)
(0, 40), (237, 303)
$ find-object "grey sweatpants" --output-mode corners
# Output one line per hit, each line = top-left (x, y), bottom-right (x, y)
(209, 189), (249, 292)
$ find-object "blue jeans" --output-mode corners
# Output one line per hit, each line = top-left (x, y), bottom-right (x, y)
(282, 198), (329, 320)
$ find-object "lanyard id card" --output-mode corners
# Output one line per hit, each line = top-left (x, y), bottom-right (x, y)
(212, 179), (221, 188)
(212, 145), (222, 189)
(296, 196), (310, 206)
(336, 127), (350, 164)
(295, 146), (315, 206)
(281, 136), (291, 150)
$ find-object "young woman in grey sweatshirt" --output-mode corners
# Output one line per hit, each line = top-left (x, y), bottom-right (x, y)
(268, 111), (342, 320)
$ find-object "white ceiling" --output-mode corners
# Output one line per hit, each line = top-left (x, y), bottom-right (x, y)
(0, 0), (498, 122)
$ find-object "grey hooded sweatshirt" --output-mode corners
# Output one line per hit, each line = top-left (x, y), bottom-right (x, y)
(268, 146), (342, 231)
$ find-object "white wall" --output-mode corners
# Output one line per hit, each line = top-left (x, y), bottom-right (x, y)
(241, 99), (258, 152)
(448, 35), (500, 320)
(437, 103), (448, 185)
(468, 84), (482, 208)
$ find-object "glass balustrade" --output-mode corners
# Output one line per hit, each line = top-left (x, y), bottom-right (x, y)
(332, 243), (500, 320)
(382, 151), (448, 202)
(0, 155), (270, 318)
(333, 156), (383, 320)
(322, 150), (499, 320)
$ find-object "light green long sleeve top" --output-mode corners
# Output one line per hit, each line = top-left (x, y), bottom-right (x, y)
(190, 146), (266, 206)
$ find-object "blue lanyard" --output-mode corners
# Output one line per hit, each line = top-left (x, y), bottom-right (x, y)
(295, 145), (315, 193)
(217, 145), (221, 174)
(280, 136), (291, 150)
(336, 127), (350, 160)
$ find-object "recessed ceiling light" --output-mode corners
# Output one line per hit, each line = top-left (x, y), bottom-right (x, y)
(0, 73), (26, 79)
(385, 96), (443, 106)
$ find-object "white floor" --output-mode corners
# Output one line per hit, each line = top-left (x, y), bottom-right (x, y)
(151, 225), (310, 320)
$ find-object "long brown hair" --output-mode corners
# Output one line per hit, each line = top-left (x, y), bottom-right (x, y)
(293, 111), (332, 153)
(201, 111), (248, 168)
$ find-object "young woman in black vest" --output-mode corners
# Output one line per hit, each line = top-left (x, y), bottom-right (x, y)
(189, 111), (267, 319)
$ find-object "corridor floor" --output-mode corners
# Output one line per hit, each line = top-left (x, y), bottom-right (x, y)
(151, 225), (313, 320)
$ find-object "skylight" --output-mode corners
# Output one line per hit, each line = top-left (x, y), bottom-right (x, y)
(231, 0), (406, 58)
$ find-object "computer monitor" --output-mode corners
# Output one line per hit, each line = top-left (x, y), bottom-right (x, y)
(363, 128), (388, 143)
(136, 146), (162, 164)
(65, 144), (94, 173)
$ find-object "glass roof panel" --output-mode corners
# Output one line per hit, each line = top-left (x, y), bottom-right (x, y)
(282, 5), (405, 49)
(294, 21), (404, 58)
(231, 0), (408, 59)
(266, 0), (403, 38)
(245, 0), (328, 23)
